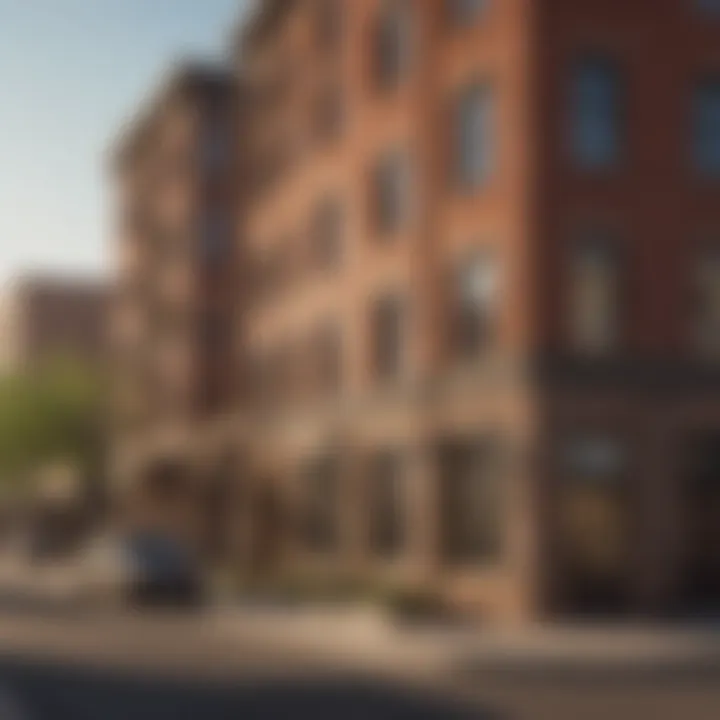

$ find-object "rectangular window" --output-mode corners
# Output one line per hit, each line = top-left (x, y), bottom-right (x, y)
(371, 294), (404, 381)
(571, 56), (622, 170)
(375, 1), (412, 90)
(367, 451), (406, 558)
(315, 0), (343, 49)
(693, 78), (720, 176)
(693, 246), (720, 356)
(313, 85), (344, 143)
(303, 455), (341, 554)
(267, 343), (291, 408)
(559, 435), (629, 589)
(448, 0), (487, 25)
(313, 321), (342, 396)
(452, 251), (499, 358)
(697, 0), (720, 13)
(373, 151), (411, 235)
(311, 198), (344, 269)
(454, 84), (494, 188)
(568, 233), (621, 354)
(439, 439), (504, 564)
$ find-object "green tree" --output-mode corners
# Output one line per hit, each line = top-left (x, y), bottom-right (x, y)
(0, 358), (105, 490)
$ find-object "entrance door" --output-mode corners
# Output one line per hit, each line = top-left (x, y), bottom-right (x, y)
(682, 435), (720, 614)
(557, 436), (631, 616)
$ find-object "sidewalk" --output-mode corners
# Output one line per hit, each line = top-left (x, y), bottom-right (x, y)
(0, 556), (80, 604)
(214, 604), (720, 679)
(0, 559), (719, 680)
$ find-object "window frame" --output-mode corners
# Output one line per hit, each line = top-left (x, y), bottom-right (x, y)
(450, 249), (501, 361)
(366, 449), (407, 559)
(374, 0), (413, 92)
(566, 229), (625, 356)
(370, 292), (406, 383)
(302, 454), (343, 555)
(692, 75), (720, 178)
(372, 149), (412, 237)
(452, 81), (495, 191)
(447, 0), (488, 27)
(569, 53), (624, 172)
(438, 437), (507, 566)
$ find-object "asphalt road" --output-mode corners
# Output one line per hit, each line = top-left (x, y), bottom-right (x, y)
(0, 610), (716, 719)
(0, 660), (492, 720)
(0, 610), (492, 720)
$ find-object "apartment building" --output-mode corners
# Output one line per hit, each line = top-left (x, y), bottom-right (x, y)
(108, 0), (720, 622)
(233, 0), (720, 622)
(0, 275), (108, 373)
(110, 63), (242, 556)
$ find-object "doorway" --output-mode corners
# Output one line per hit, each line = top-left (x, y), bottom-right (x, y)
(556, 435), (632, 616)
(680, 434), (720, 615)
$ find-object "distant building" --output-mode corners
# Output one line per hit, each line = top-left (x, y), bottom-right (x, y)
(0, 275), (109, 373)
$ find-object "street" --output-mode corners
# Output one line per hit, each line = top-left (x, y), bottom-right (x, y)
(0, 609), (717, 719)
(0, 611), (488, 720)
(0, 658), (485, 720)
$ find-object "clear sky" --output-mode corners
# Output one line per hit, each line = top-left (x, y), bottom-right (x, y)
(0, 0), (249, 283)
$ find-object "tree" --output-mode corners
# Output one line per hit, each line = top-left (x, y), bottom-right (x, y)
(0, 358), (106, 491)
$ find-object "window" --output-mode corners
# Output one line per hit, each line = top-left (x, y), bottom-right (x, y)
(264, 345), (285, 408)
(371, 294), (405, 382)
(367, 451), (406, 558)
(200, 310), (226, 349)
(448, 0), (487, 24)
(570, 56), (622, 170)
(452, 252), (500, 359)
(562, 435), (627, 479)
(693, 78), (720, 176)
(311, 198), (344, 269)
(439, 439), (504, 564)
(313, 321), (342, 396)
(303, 455), (341, 554)
(692, 246), (720, 356)
(372, 151), (411, 235)
(262, 340), (298, 408)
(568, 233), (621, 354)
(559, 435), (629, 586)
(247, 351), (269, 409)
(454, 84), (494, 188)
(313, 85), (345, 143)
(375, 1), (412, 90)
(315, 0), (343, 49)
(697, 0), (720, 13)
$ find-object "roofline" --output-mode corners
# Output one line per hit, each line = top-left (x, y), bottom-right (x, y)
(236, 0), (298, 56)
(108, 60), (234, 174)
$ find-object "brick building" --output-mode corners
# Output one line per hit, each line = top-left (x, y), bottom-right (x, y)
(111, 0), (720, 622)
(110, 63), (243, 557)
(0, 275), (108, 373)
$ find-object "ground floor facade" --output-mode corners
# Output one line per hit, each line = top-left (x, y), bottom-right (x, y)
(111, 364), (720, 624)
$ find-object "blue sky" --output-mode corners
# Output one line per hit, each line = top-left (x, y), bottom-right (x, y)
(0, 0), (249, 282)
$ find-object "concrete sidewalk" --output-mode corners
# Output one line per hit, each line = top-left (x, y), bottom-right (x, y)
(0, 558), (719, 680)
(0, 556), (83, 604)
(214, 605), (720, 679)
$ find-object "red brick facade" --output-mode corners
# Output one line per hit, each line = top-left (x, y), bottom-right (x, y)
(111, 1), (720, 623)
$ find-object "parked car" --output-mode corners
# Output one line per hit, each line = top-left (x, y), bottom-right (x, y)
(77, 532), (205, 610)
